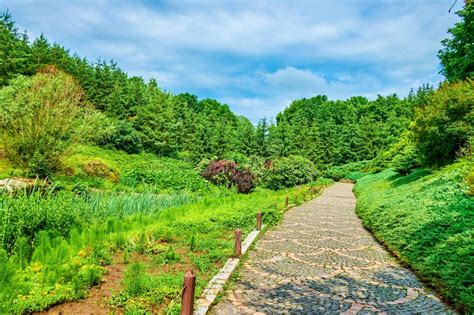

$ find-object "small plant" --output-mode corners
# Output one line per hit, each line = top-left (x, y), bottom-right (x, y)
(163, 246), (179, 264)
(125, 263), (148, 297)
(189, 234), (196, 251)
(123, 250), (130, 264)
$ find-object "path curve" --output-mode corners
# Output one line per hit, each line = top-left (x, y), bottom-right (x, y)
(212, 183), (452, 314)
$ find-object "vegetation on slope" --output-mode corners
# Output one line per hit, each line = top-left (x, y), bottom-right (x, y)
(0, 179), (331, 313)
(354, 161), (473, 312)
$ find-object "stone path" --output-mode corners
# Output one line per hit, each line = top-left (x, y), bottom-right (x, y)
(212, 183), (452, 314)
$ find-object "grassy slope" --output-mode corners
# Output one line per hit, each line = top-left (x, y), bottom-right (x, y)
(0, 144), (211, 193)
(58, 145), (211, 192)
(354, 160), (473, 312)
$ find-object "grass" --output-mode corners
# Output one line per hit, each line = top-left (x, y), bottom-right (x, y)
(354, 159), (474, 312)
(0, 177), (333, 314)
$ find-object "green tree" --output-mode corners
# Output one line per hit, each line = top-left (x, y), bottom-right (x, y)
(438, 4), (474, 81)
(411, 80), (474, 165)
(0, 10), (31, 86)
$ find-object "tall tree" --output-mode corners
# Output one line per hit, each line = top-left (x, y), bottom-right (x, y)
(0, 10), (31, 86)
(438, 4), (474, 81)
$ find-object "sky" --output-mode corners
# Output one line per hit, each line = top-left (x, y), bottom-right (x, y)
(1, 0), (464, 121)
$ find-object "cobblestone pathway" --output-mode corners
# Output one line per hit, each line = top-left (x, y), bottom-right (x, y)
(212, 183), (452, 314)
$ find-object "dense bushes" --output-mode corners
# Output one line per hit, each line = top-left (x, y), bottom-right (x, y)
(58, 145), (211, 192)
(0, 69), (82, 177)
(265, 155), (317, 189)
(411, 80), (473, 166)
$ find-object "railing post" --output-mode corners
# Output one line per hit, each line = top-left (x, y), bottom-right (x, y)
(285, 196), (289, 208)
(256, 212), (262, 231)
(234, 229), (242, 257)
(181, 270), (196, 315)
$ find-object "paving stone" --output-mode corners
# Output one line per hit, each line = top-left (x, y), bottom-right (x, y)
(210, 183), (454, 314)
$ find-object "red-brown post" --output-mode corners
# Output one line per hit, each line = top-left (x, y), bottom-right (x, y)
(181, 270), (196, 315)
(256, 212), (262, 230)
(234, 229), (242, 257)
(285, 196), (289, 208)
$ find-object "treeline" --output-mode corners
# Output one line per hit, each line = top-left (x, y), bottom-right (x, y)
(1, 5), (473, 181)
(0, 11), (258, 163)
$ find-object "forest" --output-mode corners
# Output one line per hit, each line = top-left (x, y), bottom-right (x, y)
(0, 3), (473, 314)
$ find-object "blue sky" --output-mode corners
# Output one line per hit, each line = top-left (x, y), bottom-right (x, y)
(1, 0), (463, 121)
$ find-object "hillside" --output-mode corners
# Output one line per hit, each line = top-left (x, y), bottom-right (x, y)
(354, 160), (473, 311)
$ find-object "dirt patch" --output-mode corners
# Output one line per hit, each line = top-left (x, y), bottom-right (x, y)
(38, 263), (125, 315)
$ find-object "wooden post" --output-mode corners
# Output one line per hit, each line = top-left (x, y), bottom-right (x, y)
(295, 194), (298, 204)
(256, 212), (262, 230)
(181, 270), (196, 315)
(285, 196), (289, 208)
(234, 229), (242, 257)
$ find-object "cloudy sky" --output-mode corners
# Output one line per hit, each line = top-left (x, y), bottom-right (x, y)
(1, 0), (463, 121)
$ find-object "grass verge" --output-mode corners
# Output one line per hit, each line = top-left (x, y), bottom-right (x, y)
(354, 160), (473, 312)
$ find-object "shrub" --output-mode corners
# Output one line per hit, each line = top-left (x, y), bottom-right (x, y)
(74, 111), (142, 154)
(0, 69), (82, 177)
(411, 80), (474, 166)
(201, 160), (237, 189)
(231, 168), (255, 194)
(83, 160), (119, 182)
(201, 159), (256, 193)
(265, 155), (317, 189)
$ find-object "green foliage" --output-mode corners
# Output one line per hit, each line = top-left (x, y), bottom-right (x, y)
(57, 145), (210, 193)
(0, 70), (82, 177)
(438, 4), (474, 82)
(265, 155), (317, 189)
(411, 80), (474, 166)
(322, 160), (371, 181)
(269, 93), (420, 167)
(74, 111), (143, 154)
(354, 161), (474, 312)
(0, 173), (324, 313)
(0, 11), (31, 86)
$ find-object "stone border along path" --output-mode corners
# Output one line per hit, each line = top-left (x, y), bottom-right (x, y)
(211, 183), (453, 314)
(195, 229), (264, 315)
